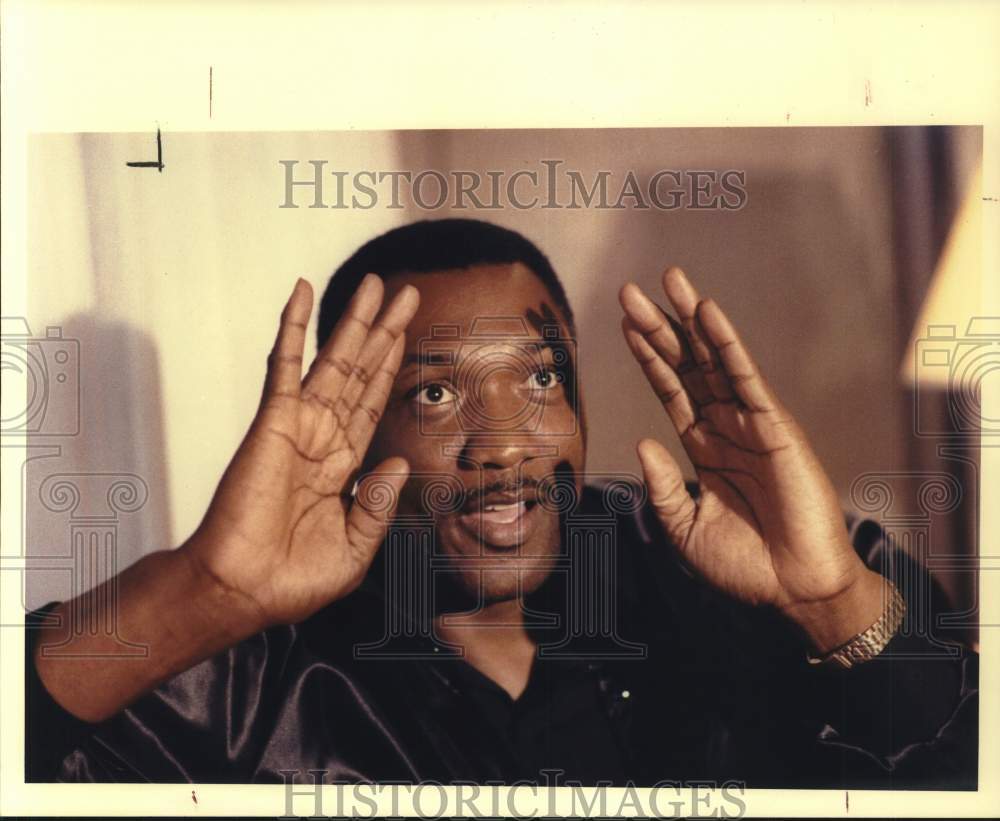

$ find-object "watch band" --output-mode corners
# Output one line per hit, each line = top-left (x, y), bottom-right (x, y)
(807, 580), (906, 669)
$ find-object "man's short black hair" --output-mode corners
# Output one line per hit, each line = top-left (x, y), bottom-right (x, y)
(317, 218), (575, 347)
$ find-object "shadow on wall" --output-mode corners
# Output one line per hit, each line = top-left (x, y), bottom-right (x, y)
(24, 313), (172, 611)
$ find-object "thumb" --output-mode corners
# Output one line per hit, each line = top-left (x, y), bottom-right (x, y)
(637, 438), (696, 551)
(346, 457), (410, 560)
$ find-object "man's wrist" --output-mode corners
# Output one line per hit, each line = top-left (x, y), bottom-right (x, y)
(176, 540), (272, 643)
(782, 568), (891, 657)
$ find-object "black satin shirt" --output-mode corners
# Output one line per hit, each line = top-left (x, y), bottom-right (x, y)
(26, 486), (978, 788)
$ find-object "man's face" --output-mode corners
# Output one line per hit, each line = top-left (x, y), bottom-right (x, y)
(367, 262), (586, 606)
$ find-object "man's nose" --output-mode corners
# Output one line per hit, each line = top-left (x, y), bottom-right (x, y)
(459, 435), (535, 471)
(455, 436), (560, 477)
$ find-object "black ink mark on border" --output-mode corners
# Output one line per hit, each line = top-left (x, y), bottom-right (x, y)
(126, 128), (164, 172)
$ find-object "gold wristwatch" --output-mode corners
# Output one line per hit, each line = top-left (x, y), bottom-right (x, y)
(807, 580), (906, 669)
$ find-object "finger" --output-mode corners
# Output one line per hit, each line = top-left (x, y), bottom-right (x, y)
(346, 332), (406, 449)
(303, 273), (384, 403)
(346, 456), (410, 559)
(662, 313), (715, 405)
(637, 438), (696, 551)
(619, 282), (713, 406)
(337, 284), (420, 412)
(662, 267), (735, 402)
(264, 278), (312, 400)
(693, 305), (737, 403)
(621, 316), (697, 436)
(696, 298), (777, 414)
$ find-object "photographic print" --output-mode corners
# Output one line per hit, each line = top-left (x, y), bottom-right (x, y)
(2, 3), (996, 819)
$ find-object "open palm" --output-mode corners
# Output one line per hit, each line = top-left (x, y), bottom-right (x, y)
(187, 275), (419, 627)
(620, 268), (867, 616)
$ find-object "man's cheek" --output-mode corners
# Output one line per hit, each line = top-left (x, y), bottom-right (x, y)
(395, 478), (425, 516)
(538, 400), (584, 451)
(540, 426), (585, 476)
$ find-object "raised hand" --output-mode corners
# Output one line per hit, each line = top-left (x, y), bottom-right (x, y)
(185, 274), (419, 628)
(620, 268), (885, 652)
(34, 275), (420, 722)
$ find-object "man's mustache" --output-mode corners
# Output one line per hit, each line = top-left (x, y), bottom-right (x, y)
(464, 475), (540, 507)
(389, 462), (578, 514)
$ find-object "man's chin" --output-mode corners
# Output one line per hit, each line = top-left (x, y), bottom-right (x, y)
(429, 508), (562, 609)
(434, 557), (558, 611)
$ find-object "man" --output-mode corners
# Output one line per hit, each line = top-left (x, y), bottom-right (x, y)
(27, 219), (977, 787)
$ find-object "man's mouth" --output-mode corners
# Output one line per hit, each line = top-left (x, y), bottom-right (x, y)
(454, 488), (541, 549)
(479, 500), (528, 524)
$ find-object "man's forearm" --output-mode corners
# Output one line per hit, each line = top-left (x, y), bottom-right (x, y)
(33, 538), (267, 723)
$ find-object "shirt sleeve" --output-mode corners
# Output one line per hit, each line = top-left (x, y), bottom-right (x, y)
(792, 516), (979, 789)
(24, 604), (101, 781)
(24, 602), (303, 783)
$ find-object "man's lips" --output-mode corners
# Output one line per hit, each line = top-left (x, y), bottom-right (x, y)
(456, 502), (538, 548)
(454, 487), (541, 549)
(460, 486), (538, 513)
(477, 500), (526, 525)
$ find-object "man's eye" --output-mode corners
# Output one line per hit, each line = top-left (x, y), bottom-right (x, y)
(414, 383), (458, 405)
(527, 367), (563, 391)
